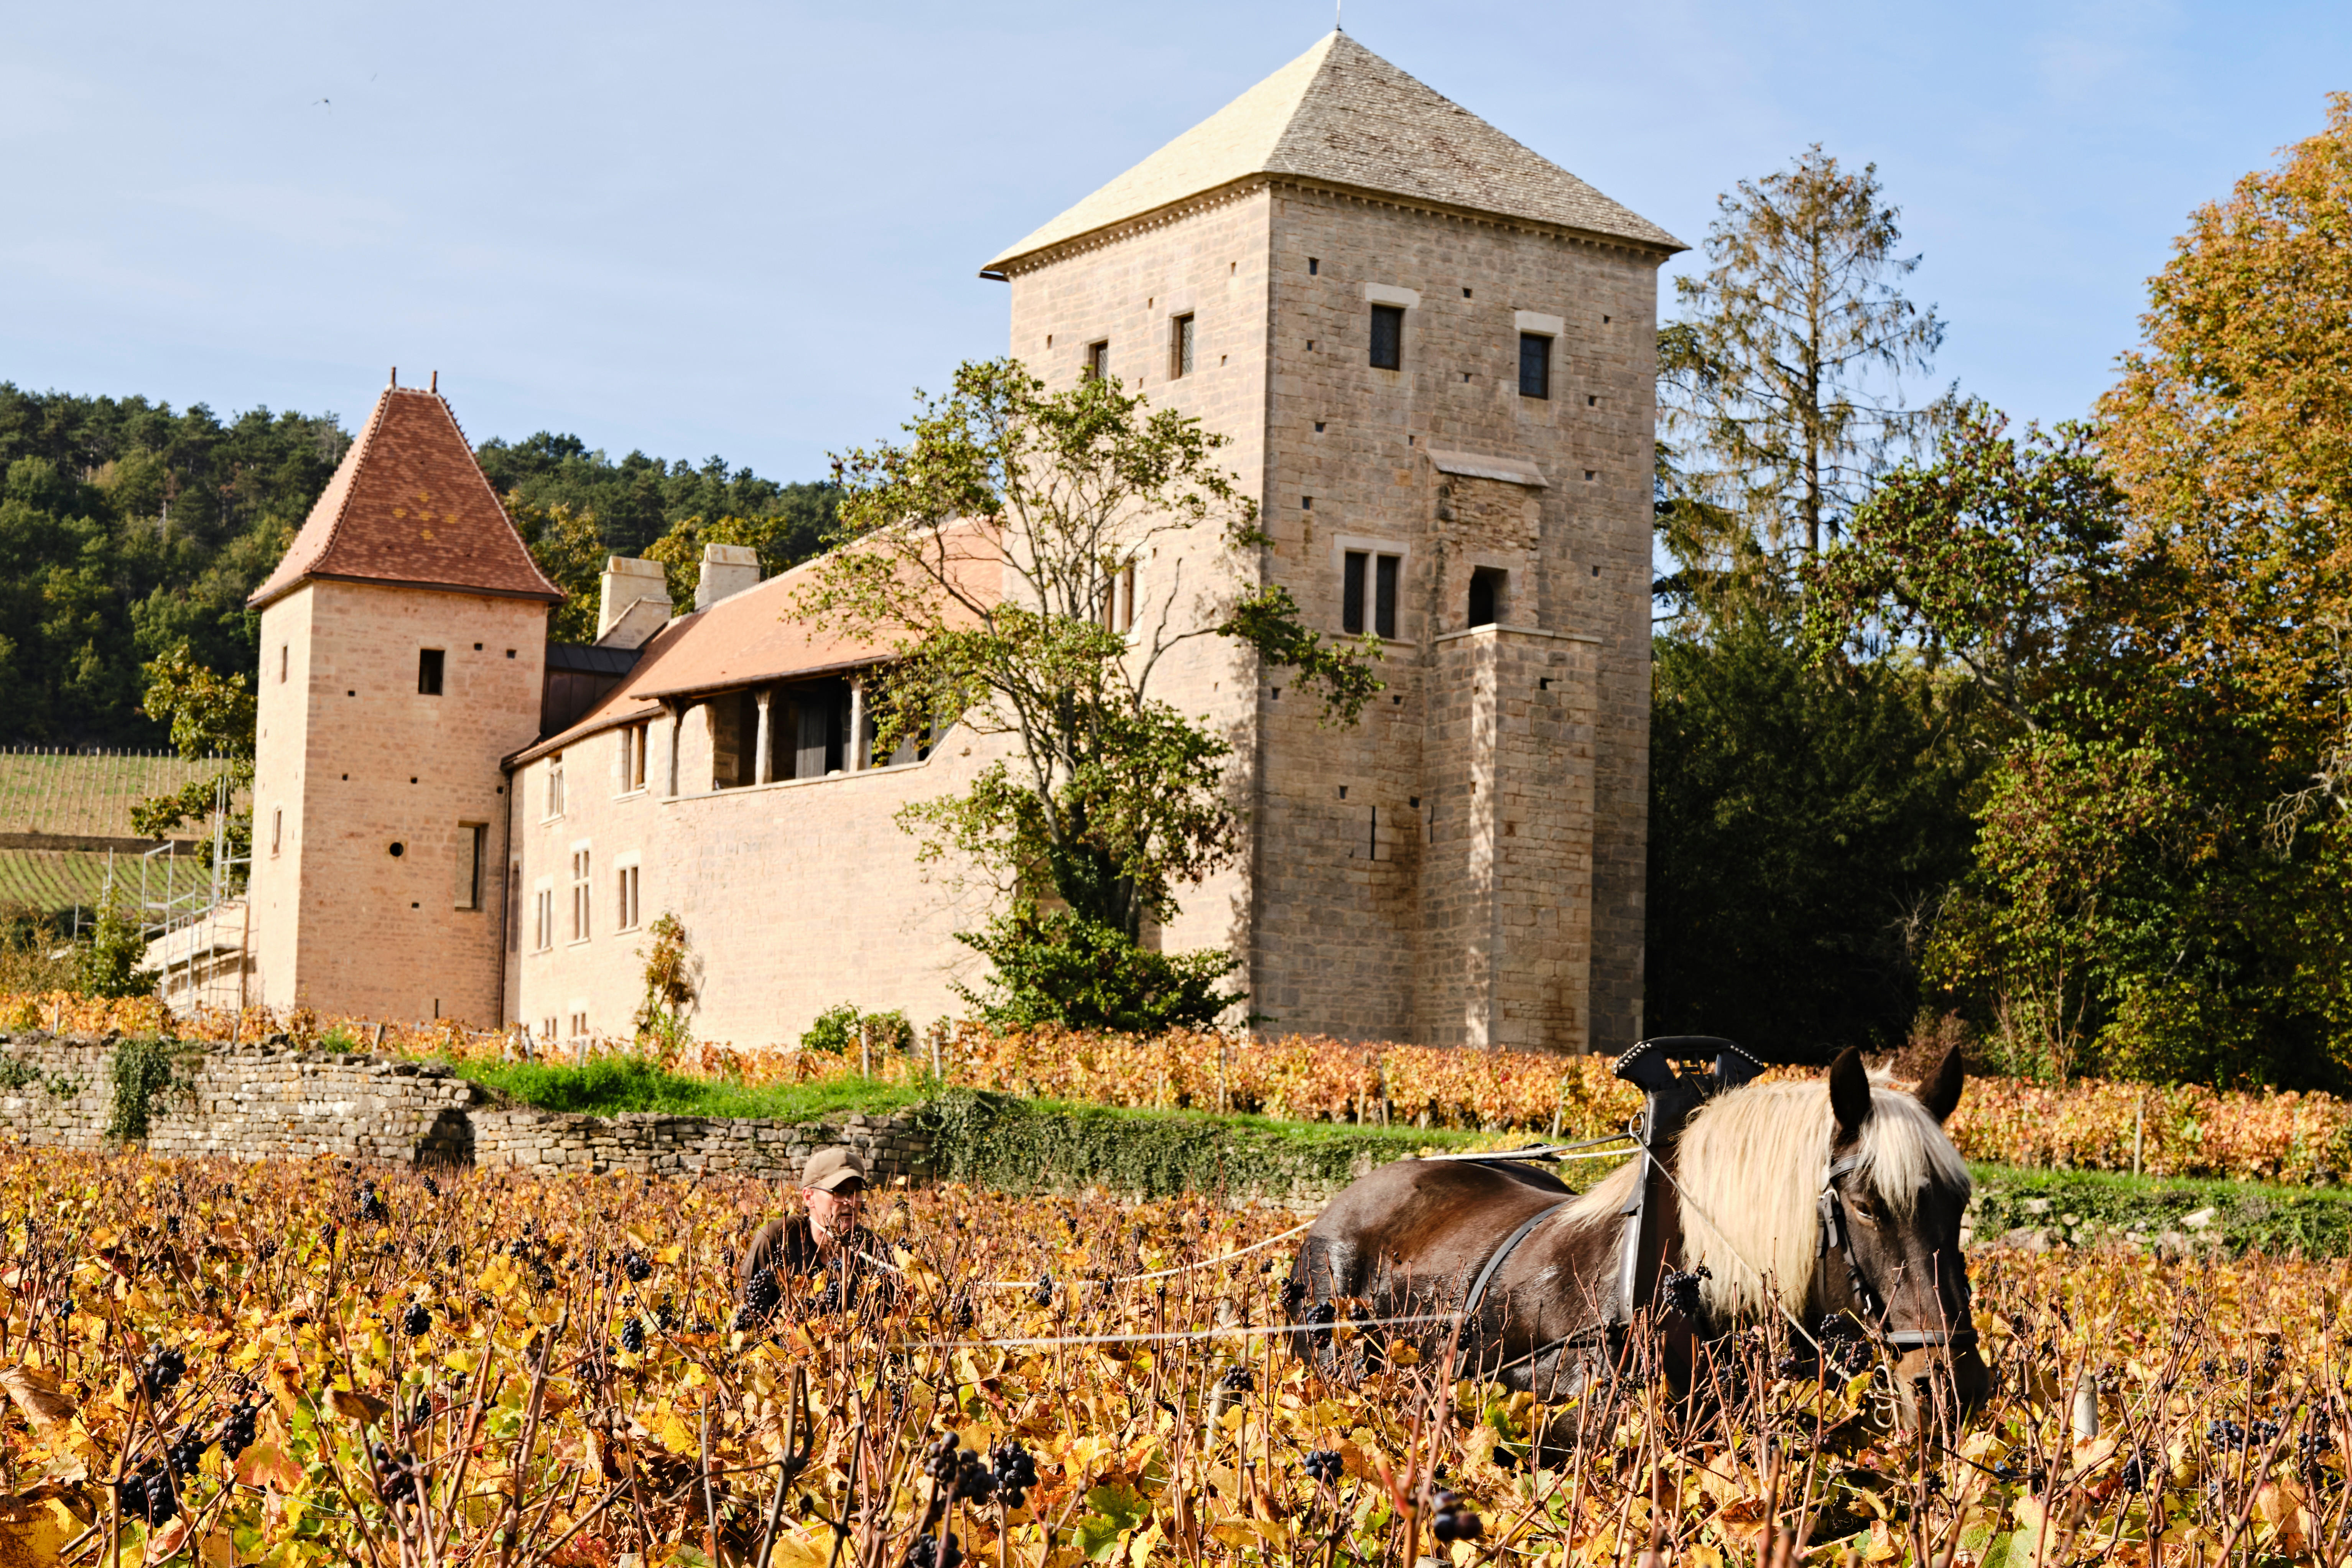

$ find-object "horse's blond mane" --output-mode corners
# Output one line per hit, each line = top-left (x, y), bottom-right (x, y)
(1559, 1077), (1969, 1321)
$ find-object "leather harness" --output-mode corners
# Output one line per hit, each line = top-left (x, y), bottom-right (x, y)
(1447, 1036), (1975, 1357)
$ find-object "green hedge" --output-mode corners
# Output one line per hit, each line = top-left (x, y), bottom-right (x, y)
(918, 1088), (1527, 1199)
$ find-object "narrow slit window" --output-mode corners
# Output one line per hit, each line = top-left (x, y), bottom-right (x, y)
(278, 645), (288, 684)
(1374, 553), (1399, 640)
(1171, 314), (1196, 378)
(1086, 341), (1110, 381)
(1342, 551), (1368, 635)
(1369, 304), (1404, 371)
(271, 808), (283, 856)
(417, 648), (445, 696)
(533, 884), (554, 952)
(1519, 332), (1553, 399)
(455, 822), (486, 910)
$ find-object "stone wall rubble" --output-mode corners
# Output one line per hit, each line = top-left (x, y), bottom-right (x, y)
(0, 1033), (931, 1184)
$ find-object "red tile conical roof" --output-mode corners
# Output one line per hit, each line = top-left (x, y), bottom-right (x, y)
(249, 383), (563, 609)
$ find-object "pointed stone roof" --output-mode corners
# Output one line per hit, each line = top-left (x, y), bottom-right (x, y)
(249, 383), (564, 610)
(983, 33), (1680, 275)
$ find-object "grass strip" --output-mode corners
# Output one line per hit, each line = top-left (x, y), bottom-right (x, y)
(442, 1054), (929, 1123)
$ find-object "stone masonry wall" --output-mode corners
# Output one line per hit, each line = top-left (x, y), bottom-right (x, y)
(0, 1033), (932, 1184)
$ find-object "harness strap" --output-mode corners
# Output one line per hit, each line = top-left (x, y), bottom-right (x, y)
(1460, 1199), (1572, 1328)
(1818, 1155), (1977, 1353)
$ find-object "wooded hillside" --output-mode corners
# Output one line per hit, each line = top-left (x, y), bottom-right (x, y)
(0, 385), (835, 746)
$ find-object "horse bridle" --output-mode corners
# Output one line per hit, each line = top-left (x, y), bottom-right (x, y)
(1817, 1155), (1978, 1354)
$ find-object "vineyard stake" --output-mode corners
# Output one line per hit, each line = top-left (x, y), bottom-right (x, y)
(2133, 1094), (2146, 1176)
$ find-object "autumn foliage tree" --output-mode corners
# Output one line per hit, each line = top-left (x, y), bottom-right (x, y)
(1815, 97), (2352, 1086)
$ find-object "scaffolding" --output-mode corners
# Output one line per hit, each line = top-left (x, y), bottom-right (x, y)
(109, 775), (252, 1011)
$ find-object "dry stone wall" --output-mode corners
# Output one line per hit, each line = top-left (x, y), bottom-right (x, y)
(0, 1033), (932, 1184)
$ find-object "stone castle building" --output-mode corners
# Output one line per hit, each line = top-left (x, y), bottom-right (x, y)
(228, 33), (1681, 1051)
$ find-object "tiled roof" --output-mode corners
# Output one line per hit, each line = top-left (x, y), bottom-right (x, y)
(982, 33), (1681, 275)
(249, 384), (563, 609)
(510, 528), (1002, 766)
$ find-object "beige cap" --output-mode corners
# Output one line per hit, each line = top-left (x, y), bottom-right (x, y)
(801, 1147), (869, 1192)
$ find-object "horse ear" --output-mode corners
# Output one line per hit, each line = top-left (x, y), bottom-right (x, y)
(1920, 1047), (1965, 1124)
(1828, 1048), (1872, 1138)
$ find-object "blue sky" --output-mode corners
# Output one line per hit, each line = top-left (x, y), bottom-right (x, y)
(3, 0), (2341, 480)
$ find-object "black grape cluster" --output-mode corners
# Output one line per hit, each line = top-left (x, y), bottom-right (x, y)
(1030, 1275), (1054, 1308)
(1429, 1491), (1483, 1543)
(356, 1181), (388, 1224)
(371, 1443), (420, 1506)
(1661, 1265), (1713, 1321)
(736, 1269), (782, 1329)
(216, 1401), (261, 1463)
(922, 1431), (997, 1504)
(2209, 1418), (2283, 1450)
(1216, 1366), (1254, 1394)
(1302, 1448), (1343, 1486)
(402, 1303), (432, 1338)
(989, 1442), (1037, 1511)
(165, 1427), (210, 1479)
(902, 1533), (962, 1568)
(119, 1462), (176, 1525)
(623, 1251), (652, 1283)
(138, 1346), (186, 1401)
(620, 1315), (646, 1354)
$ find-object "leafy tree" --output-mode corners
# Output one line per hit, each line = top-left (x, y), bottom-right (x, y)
(955, 906), (1244, 1033)
(1662, 147), (1947, 567)
(1807, 404), (2129, 731)
(643, 510), (826, 611)
(506, 497), (607, 643)
(1646, 611), (1985, 1059)
(129, 642), (256, 880)
(74, 889), (157, 1000)
(802, 360), (1377, 1022)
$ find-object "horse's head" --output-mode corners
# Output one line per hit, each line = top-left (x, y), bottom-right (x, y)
(1820, 1045), (1990, 1424)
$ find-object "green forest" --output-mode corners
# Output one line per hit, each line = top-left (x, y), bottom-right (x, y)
(0, 388), (837, 745)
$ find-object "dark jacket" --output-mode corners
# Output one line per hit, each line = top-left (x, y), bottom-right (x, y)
(737, 1217), (890, 1310)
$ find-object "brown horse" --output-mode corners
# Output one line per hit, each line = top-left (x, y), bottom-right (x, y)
(1287, 1048), (1990, 1424)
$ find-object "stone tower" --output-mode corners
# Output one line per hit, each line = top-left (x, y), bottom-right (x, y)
(981, 34), (1682, 1051)
(246, 378), (561, 1024)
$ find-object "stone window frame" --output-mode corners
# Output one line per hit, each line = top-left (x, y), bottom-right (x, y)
(567, 840), (593, 946)
(1364, 283), (1420, 373)
(614, 851), (643, 933)
(543, 754), (566, 821)
(615, 721), (651, 797)
(1329, 533), (1414, 645)
(1169, 312), (1198, 380)
(531, 876), (555, 953)
(1514, 311), (1564, 401)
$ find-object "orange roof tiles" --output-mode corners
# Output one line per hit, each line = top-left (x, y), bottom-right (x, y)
(510, 527), (1003, 765)
(249, 384), (563, 609)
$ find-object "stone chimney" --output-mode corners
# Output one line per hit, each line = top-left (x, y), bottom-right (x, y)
(596, 556), (672, 649)
(695, 543), (761, 610)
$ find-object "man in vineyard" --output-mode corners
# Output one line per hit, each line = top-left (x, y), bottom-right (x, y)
(736, 1147), (889, 1315)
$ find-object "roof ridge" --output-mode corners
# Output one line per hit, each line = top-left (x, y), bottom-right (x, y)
(308, 387), (394, 572)
(981, 31), (1679, 274)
